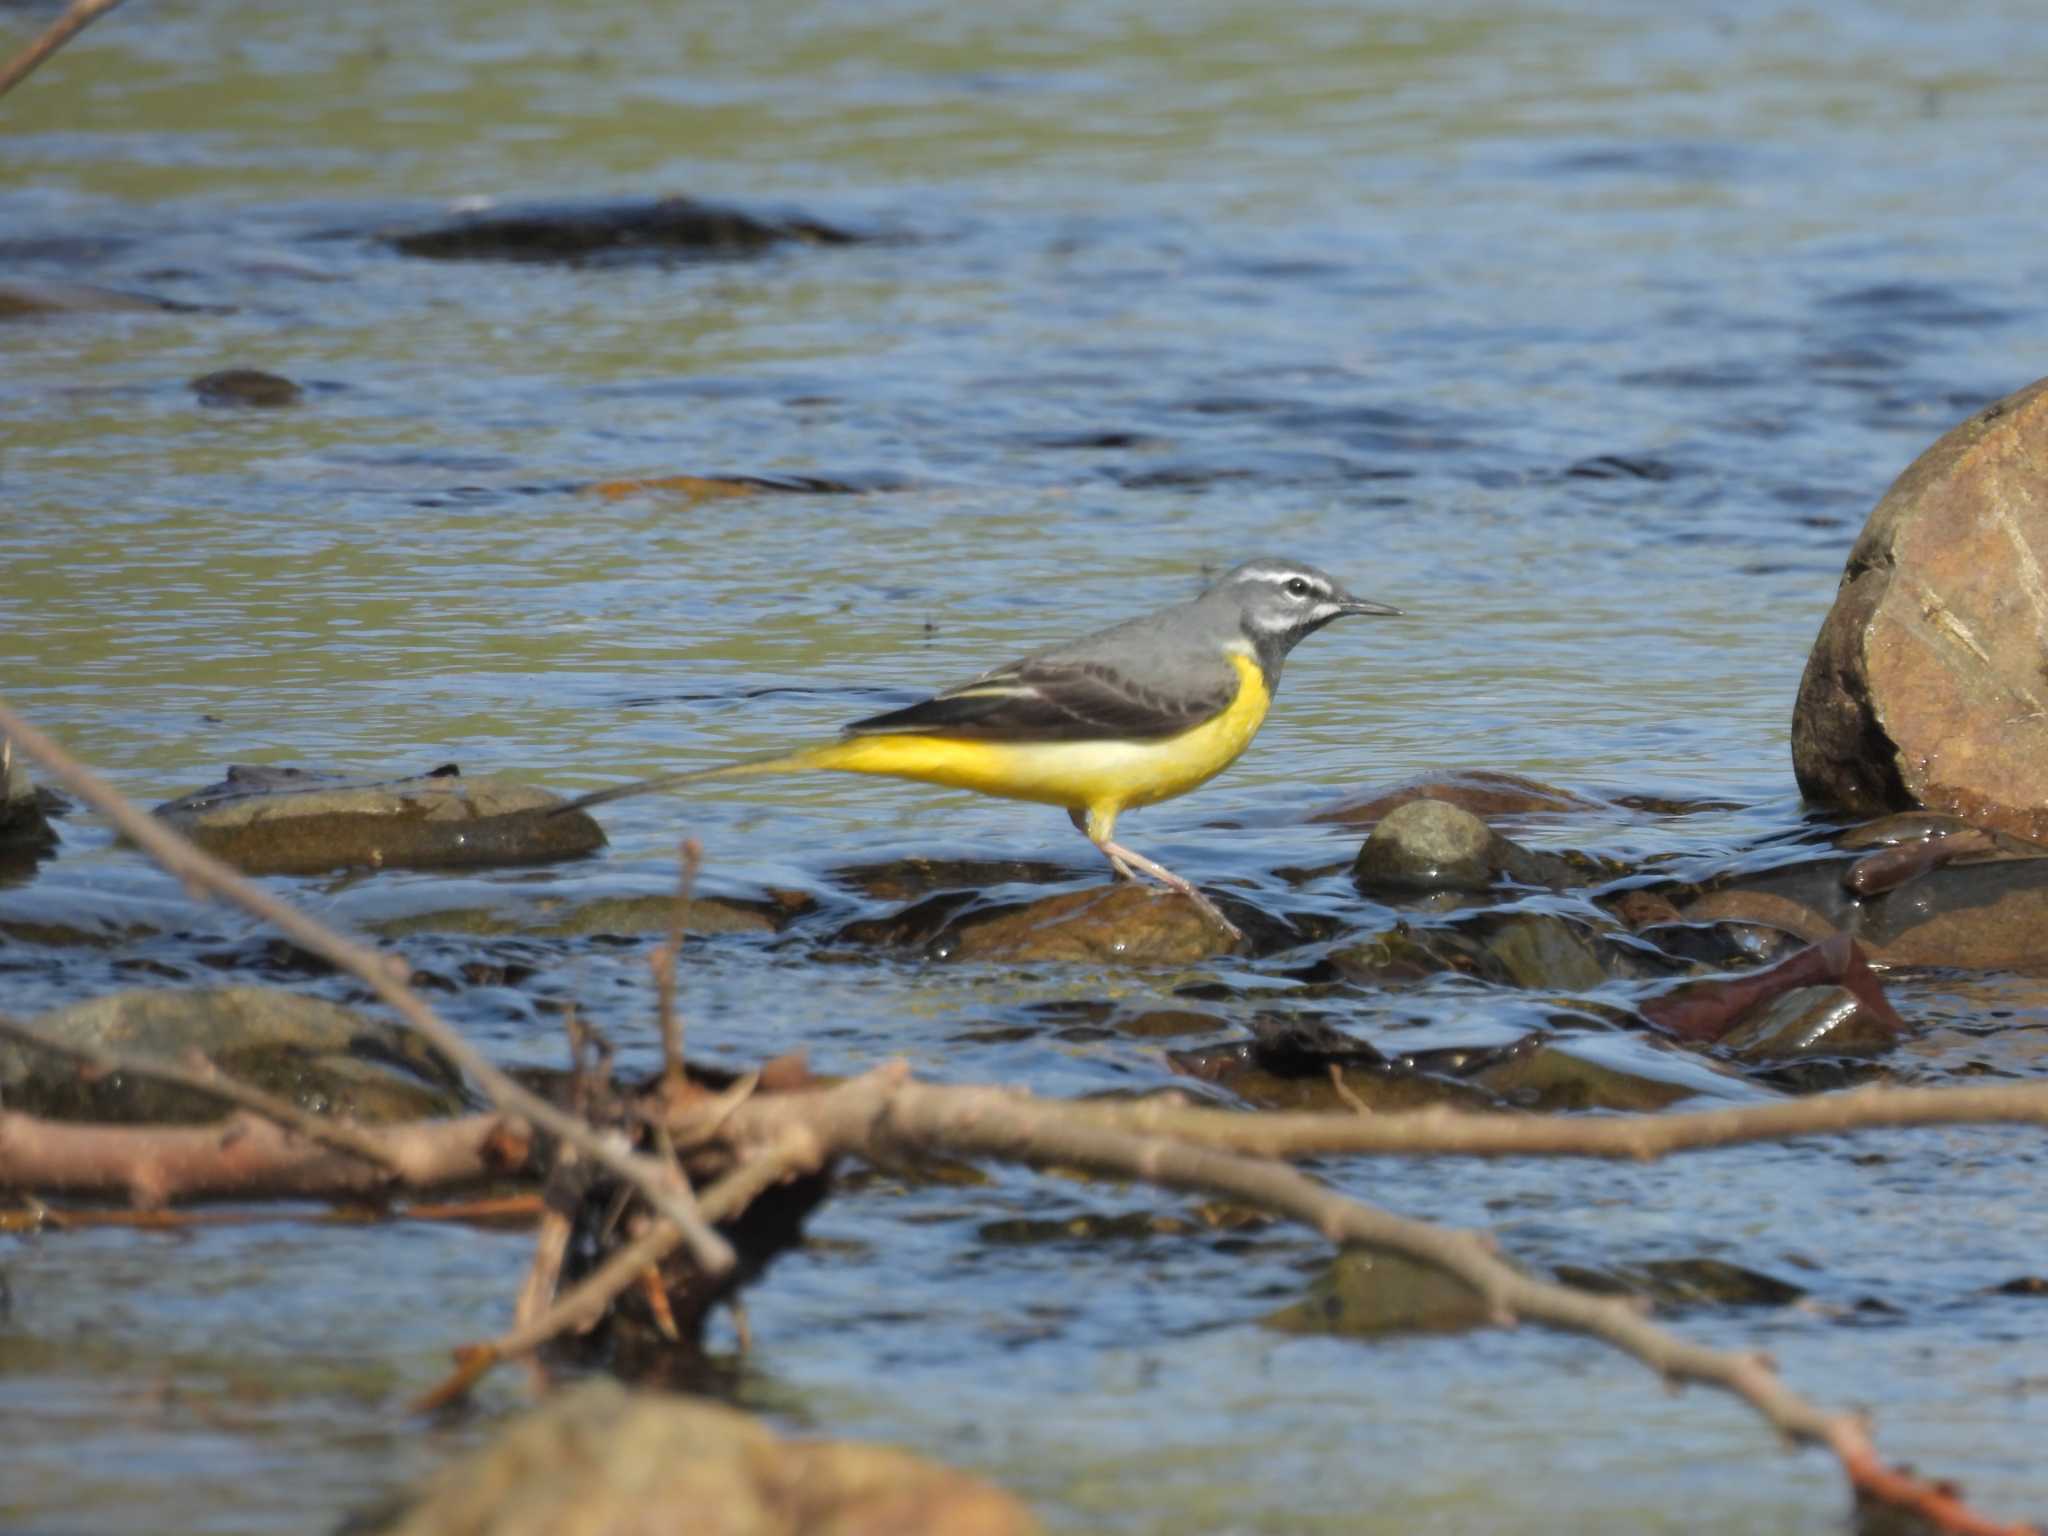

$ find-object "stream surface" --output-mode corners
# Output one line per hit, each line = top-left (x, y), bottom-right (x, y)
(5, 1), (2048, 1530)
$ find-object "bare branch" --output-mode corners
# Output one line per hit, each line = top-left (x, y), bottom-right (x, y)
(0, 1012), (410, 1176)
(710, 1071), (2038, 1536)
(1049, 1078), (2048, 1162)
(0, 697), (735, 1277)
(0, 0), (128, 100)
(0, 1107), (525, 1205)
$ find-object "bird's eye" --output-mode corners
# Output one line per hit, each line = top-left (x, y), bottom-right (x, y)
(1284, 577), (1311, 598)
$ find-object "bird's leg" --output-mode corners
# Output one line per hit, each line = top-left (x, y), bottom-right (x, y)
(1069, 807), (1138, 880)
(1069, 807), (1242, 944)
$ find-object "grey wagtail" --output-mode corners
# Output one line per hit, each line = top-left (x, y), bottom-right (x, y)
(561, 557), (1399, 942)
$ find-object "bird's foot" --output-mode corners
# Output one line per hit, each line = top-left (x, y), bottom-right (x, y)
(1094, 837), (1243, 945)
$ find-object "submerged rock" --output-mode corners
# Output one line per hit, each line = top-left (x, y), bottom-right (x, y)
(384, 196), (858, 264)
(0, 279), (211, 319)
(359, 1378), (1040, 1536)
(938, 882), (1242, 964)
(0, 742), (59, 876)
(1640, 932), (1904, 1048)
(1352, 799), (1586, 895)
(370, 890), (789, 939)
(1556, 1257), (1806, 1308)
(154, 764), (605, 875)
(1792, 375), (2048, 840)
(1, 985), (470, 1125)
(1674, 838), (2048, 971)
(1713, 984), (1900, 1063)
(190, 367), (302, 407)
(1265, 1247), (1491, 1337)
(1312, 768), (1602, 825)
(1168, 1021), (1498, 1114)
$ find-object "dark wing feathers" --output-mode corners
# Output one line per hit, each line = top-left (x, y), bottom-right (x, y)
(844, 658), (1233, 743)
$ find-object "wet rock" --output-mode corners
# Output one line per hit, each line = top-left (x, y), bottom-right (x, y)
(384, 196), (858, 264)
(1836, 810), (1988, 850)
(1352, 799), (1573, 894)
(0, 279), (208, 319)
(1838, 822), (2048, 899)
(1465, 911), (1614, 991)
(1679, 887), (1843, 946)
(1681, 848), (2048, 970)
(1325, 922), (1487, 983)
(190, 367), (302, 407)
(1714, 984), (1901, 1063)
(361, 1378), (1039, 1536)
(1169, 1022), (1497, 1114)
(978, 1210), (1198, 1245)
(1556, 1257), (1805, 1308)
(587, 470), (906, 501)
(370, 891), (786, 940)
(1854, 856), (2048, 970)
(1311, 768), (1602, 825)
(834, 890), (982, 949)
(1628, 918), (1804, 970)
(1792, 376), (2048, 840)
(1110, 1006), (1229, 1039)
(154, 764), (605, 875)
(0, 742), (59, 876)
(829, 855), (1077, 904)
(1464, 1036), (1700, 1113)
(1265, 1248), (1491, 1337)
(0, 985), (470, 1125)
(938, 883), (1242, 964)
(1641, 933), (1903, 1046)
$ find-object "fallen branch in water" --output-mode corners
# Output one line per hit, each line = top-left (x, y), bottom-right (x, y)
(0, 0), (129, 100)
(0, 1106), (525, 1206)
(0, 697), (735, 1277)
(0, 1011), (418, 1177)
(1053, 1076), (2048, 1161)
(704, 1071), (2038, 1536)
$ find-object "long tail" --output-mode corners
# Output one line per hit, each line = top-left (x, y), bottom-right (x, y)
(552, 747), (827, 815)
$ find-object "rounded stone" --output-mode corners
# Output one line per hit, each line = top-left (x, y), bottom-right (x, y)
(1792, 376), (2048, 839)
(1352, 798), (1497, 891)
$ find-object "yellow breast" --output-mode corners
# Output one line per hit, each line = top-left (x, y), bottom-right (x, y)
(801, 650), (1272, 830)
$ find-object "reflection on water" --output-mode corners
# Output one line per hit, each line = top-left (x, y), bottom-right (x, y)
(5, 0), (2048, 1529)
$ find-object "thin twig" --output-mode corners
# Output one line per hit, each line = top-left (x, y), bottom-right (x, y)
(0, 697), (734, 1277)
(652, 837), (703, 1091)
(0, 0), (128, 100)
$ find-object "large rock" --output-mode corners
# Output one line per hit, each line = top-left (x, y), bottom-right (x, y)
(154, 764), (605, 875)
(360, 1379), (1040, 1536)
(1792, 377), (2048, 838)
(2, 986), (470, 1124)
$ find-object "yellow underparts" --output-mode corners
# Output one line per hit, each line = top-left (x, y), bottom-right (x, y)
(794, 650), (1272, 844)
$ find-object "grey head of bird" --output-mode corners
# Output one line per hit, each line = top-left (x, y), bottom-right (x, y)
(1200, 556), (1402, 676)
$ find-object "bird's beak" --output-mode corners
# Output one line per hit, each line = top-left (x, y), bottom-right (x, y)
(1336, 593), (1403, 617)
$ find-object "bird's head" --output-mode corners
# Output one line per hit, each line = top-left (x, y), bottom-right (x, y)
(1210, 557), (1401, 661)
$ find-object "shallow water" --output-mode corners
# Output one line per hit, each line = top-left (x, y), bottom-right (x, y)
(6, 0), (2048, 1529)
